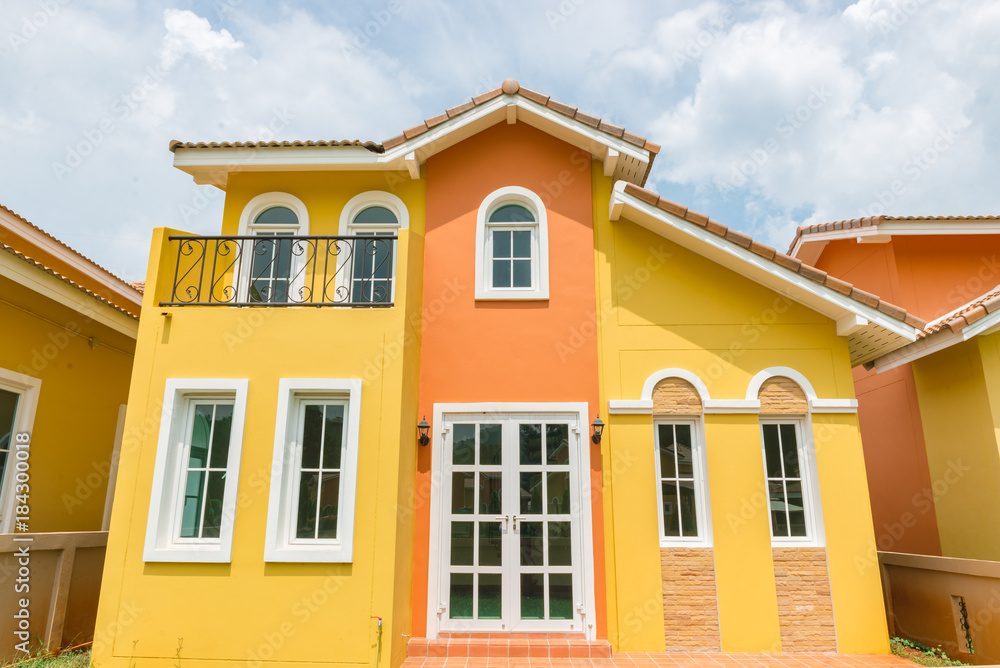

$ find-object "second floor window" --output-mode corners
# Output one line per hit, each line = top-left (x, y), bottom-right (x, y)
(488, 204), (536, 290)
(349, 205), (397, 304)
(248, 206), (299, 303)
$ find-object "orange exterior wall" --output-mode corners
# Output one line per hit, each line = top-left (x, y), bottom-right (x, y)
(412, 121), (604, 638)
(811, 235), (1000, 556)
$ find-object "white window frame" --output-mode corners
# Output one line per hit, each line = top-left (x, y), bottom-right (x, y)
(475, 186), (549, 301)
(0, 368), (41, 534)
(653, 418), (712, 547)
(143, 379), (248, 563)
(264, 379), (362, 563)
(235, 192), (310, 303)
(340, 191), (407, 305)
(759, 417), (825, 547)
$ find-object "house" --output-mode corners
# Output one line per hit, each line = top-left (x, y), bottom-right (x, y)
(790, 217), (1000, 663)
(93, 80), (924, 668)
(0, 204), (141, 659)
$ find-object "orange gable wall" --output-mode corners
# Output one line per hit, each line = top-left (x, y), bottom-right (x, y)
(809, 235), (1000, 556)
(412, 121), (604, 637)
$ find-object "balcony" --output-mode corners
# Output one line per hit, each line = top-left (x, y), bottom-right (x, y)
(160, 235), (397, 307)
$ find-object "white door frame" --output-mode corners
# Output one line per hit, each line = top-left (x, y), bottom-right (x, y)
(425, 402), (596, 639)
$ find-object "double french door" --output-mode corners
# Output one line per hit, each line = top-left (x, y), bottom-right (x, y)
(437, 412), (587, 633)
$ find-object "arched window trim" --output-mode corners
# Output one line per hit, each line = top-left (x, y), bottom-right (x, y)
(238, 192), (309, 236)
(475, 186), (549, 301)
(340, 191), (409, 234)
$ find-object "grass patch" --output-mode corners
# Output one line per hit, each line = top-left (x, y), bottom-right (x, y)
(891, 637), (970, 667)
(1, 650), (90, 668)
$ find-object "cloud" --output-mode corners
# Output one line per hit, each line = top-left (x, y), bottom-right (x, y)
(159, 9), (243, 70)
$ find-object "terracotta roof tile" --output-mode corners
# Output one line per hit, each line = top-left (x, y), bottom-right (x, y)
(789, 214), (1000, 253)
(403, 123), (429, 140)
(517, 86), (549, 105)
(919, 286), (1000, 339)
(446, 100), (476, 118)
(472, 87), (503, 105)
(616, 184), (926, 330)
(169, 139), (385, 153)
(546, 98), (578, 117)
(424, 112), (450, 129)
(382, 134), (406, 150)
(573, 110), (601, 129)
(598, 120), (625, 138)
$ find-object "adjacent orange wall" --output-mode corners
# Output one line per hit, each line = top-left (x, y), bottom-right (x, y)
(412, 121), (604, 637)
(810, 234), (1000, 556)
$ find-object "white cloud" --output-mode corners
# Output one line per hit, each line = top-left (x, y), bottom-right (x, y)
(159, 9), (243, 70)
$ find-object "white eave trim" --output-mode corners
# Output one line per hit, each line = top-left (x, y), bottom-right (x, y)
(173, 94), (652, 187)
(874, 308), (1000, 372)
(789, 220), (1000, 260)
(0, 250), (139, 338)
(609, 183), (919, 345)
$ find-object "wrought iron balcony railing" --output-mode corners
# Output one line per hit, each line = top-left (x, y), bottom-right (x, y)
(160, 235), (397, 307)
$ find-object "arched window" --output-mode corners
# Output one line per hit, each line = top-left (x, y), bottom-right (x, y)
(341, 192), (407, 305)
(237, 193), (309, 304)
(475, 187), (549, 300)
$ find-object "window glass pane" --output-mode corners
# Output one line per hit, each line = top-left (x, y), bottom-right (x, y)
(548, 521), (572, 565)
(520, 472), (543, 515)
(780, 424), (800, 478)
(786, 480), (807, 537)
(296, 472), (319, 538)
(546, 424), (569, 465)
(322, 405), (345, 470)
(479, 522), (502, 566)
(317, 473), (339, 539)
(208, 405), (233, 469)
(520, 574), (544, 619)
(255, 206), (297, 225)
(0, 389), (18, 455)
(658, 425), (676, 478)
(512, 260), (532, 287)
(675, 425), (694, 477)
(768, 480), (788, 537)
(480, 424), (502, 465)
(353, 205), (397, 226)
(519, 424), (542, 465)
(492, 260), (511, 288)
(512, 230), (531, 258)
(762, 424), (782, 478)
(478, 473), (502, 514)
(450, 522), (474, 565)
(201, 471), (226, 538)
(452, 472), (474, 514)
(493, 230), (512, 258)
(489, 204), (535, 223)
(661, 481), (679, 537)
(546, 472), (570, 514)
(449, 573), (473, 619)
(549, 574), (573, 619)
(520, 521), (543, 566)
(180, 471), (205, 538)
(189, 405), (213, 469)
(478, 574), (502, 619)
(453, 424), (475, 465)
(678, 480), (698, 537)
(301, 405), (323, 469)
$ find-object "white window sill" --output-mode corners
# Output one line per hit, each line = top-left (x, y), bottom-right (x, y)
(143, 543), (231, 564)
(475, 289), (549, 301)
(264, 543), (353, 563)
(660, 539), (713, 549)
(770, 538), (825, 548)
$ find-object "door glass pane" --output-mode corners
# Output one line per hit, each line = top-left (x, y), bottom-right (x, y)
(301, 405), (323, 469)
(452, 473), (474, 513)
(546, 472), (570, 514)
(678, 480), (698, 537)
(520, 574), (544, 620)
(763, 424), (782, 477)
(786, 480), (807, 536)
(662, 481), (679, 537)
(520, 472), (543, 514)
(520, 424), (542, 465)
(296, 472), (319, 538)
(548, 522), (572, 565)
(450, 574), (473, 619)
(480, 424), (502, 465)
(317, 472), (339, 539)
(208, 404), (233, 468)
(453, 424), (475, 465)
(450, 522), (474, 565)
(658, 425), (676, 478)
(520, 521), (544, 566)
(322, 405), (345, 470)
(478, 574), (502, 620)
(546, 424), (569, 465)
(179, 470), (205, 538)
(549, 574), (573, 619)
(768, 480), (788, 536)
(675, 425), (693, 477)
(479, 522), (502, 566)
(479, 473), (502, 514)
(201, 470), (226, 538)
(780, 424), (800, 478)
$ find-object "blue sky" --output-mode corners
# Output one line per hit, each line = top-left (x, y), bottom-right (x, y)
(2, 0), (997, 281)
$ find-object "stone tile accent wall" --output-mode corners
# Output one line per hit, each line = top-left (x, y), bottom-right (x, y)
(660, 548), (720, 651)
(652, 379), (703, 415)
(758, 377), (808, 414)
(772, 547), (837, 651)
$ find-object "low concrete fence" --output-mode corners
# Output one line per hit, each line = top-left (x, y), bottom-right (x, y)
(0, 531), (108, 661)
(880, 551), (1000, 666)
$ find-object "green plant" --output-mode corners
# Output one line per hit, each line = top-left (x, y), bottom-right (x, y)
(890, 637), (970, 667)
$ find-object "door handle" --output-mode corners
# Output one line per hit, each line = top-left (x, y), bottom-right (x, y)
(495, 515), (509, 529)
(512, 515), (527, 531)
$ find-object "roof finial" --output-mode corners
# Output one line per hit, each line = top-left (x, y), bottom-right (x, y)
(501, 78), (520, 94)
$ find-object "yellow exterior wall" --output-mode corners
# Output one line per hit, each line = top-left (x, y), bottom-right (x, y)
(0, 276), (135, 532)
(911, 335), (1000, 561)
(93, 171), (423, 668)
(591, 163), (888, 653)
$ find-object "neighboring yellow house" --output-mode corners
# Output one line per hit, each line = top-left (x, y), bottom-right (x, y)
(0, 204), (141, 658)
(94, 80), (924, 668)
